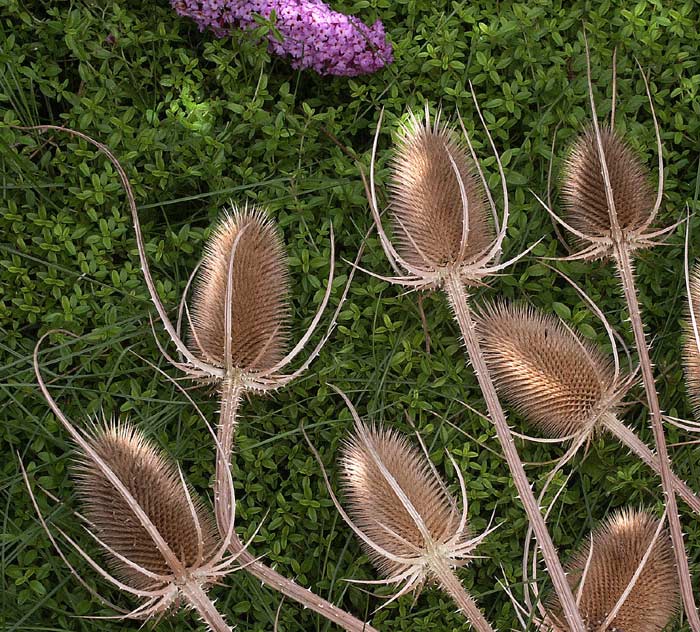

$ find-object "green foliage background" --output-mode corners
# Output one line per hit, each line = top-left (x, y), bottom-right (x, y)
(1, 0), (699, 630)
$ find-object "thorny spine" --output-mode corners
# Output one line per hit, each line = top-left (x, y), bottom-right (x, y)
(443, 273), (585, 631)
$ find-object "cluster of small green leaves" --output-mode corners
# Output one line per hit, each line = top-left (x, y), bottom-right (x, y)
(1, 0), (699, 629)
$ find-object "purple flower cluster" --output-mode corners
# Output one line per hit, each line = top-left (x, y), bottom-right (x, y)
(172, 0), (392, 77)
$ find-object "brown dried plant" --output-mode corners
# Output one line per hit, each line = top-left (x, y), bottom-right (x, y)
(363, 102), (586, 628)
(533, 37), (699, 626)
(306, 388), (496, 631)
(20, 126), (375, 632)
(684, 264), (700, 419)
(476, 300), (700, 513)
(545, 508), (679, 632)
(29, 336), (245, 630)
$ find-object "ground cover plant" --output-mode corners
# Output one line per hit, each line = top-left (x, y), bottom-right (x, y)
(2, 0), (700, 630)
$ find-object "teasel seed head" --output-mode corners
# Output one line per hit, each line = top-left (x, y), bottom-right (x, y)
(561, 125), (656, 249)
(475, 301), (627, 439)
(189, 205), (291, 375)
(388, 109), (493, 273)
(684, 264), (700, 419)
(546, 508), (679, 632)
(72, 421), (220, 589)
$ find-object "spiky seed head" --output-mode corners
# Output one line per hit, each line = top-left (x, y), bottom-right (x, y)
(547, 508), (679, 632)
(561, 125), (656, 246)
(684, 265), (700, 419)
(72, 422), (218, 589)
(388, 112), (493, 271)
(339, 422), (466, 579)
(475, 301), (623, 438)
(189, 205), (291, 373)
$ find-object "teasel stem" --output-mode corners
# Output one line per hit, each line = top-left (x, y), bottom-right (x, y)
(443, 272), (585, 632)
(599, 412), (700, 513)
(428, 556), (495, 632)
(614, 245), (700, 628)
(181, 581), (232, 632)
(214, 381), (378, 632)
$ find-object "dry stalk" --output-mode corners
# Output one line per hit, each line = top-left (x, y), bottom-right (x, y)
(362, 103), (586, 630)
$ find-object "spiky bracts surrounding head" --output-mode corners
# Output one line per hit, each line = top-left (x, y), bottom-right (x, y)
(475, 301), (625, 438)
(561, 125), (656, 252)
(547, 508), (679, 632)
(388, 110), (493, 271)
(339, 421), (471, 583)
(72, 421), (219, 589)
(189, 205), (291, 373)
(684, 264), (700, 419)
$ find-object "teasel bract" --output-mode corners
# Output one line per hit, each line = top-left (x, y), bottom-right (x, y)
(476, 300), (700, 513)
(20, 125), (375, 632)
(684, 264), (700, 421)
(308, 388), (496, 631)
(29, 339), (242, 630)
(545, 508), (679, 632)
(363, 101), (586, 628)
(536, 35), (700, 626)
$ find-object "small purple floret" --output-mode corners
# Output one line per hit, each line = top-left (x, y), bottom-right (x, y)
(172, 0), (393, 76)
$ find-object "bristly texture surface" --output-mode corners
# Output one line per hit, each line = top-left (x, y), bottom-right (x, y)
(389, 112), (493, 271)
(340, 422), (466, 578)
(189, 206), (291, 373)
(684, 264), (700, 418)
(475, 301), (624, 438)
(547, 508), (679, 632)
(72, 422), (219, 589)
(561, 125), (655, 244)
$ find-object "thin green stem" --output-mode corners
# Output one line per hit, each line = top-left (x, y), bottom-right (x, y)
(443, 272), (585, 632)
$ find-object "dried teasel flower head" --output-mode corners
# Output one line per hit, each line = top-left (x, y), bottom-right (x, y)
(73, 421), (220, 590)
(364, 100), (520, 291)
(24, 410), (244, 627)
(189, 206), (291, 375)
(545, 508), (679, 632)
(683, 264), (700, 418)
(388, 108), (493, 272)
(541, 41), (669, 261)
(313, 389), (494, 603)
(560, 125), (656, 251)
(475, 301), (630, 439)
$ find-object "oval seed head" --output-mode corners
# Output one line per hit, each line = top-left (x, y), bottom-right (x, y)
(388, 110), (493, 271)
(189, 205), (291, 373)
(547, 508), (679, 632)
(340, 422), (467, 579)
(684, 264), (700, 418)
(475, 301), (623, 438)
(561, 125), (656, 246)
(72, 422), (218, 588)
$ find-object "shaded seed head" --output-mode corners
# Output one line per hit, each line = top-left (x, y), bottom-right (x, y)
(683, 264), (700, 418)
(72, 422), (218, 589)
(475, 301), (623, 438)
(561, 125), (656, 245)
(547, 508), (679, 632)
(388, 110), (493, 271)
(339, 421), (466, 579)
(189, 205), (291, 373)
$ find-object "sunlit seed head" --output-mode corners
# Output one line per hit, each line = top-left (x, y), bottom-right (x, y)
(475, 301), (622, 438)
(561, 125), (656, 245)
(189, 205), (291, 373)
(388, 111), (493, 271)
(684, 265), (700, 419)
(72, 422), (218, 589)
(547, 508), (679, 632)
(339, 422), (466, 578)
